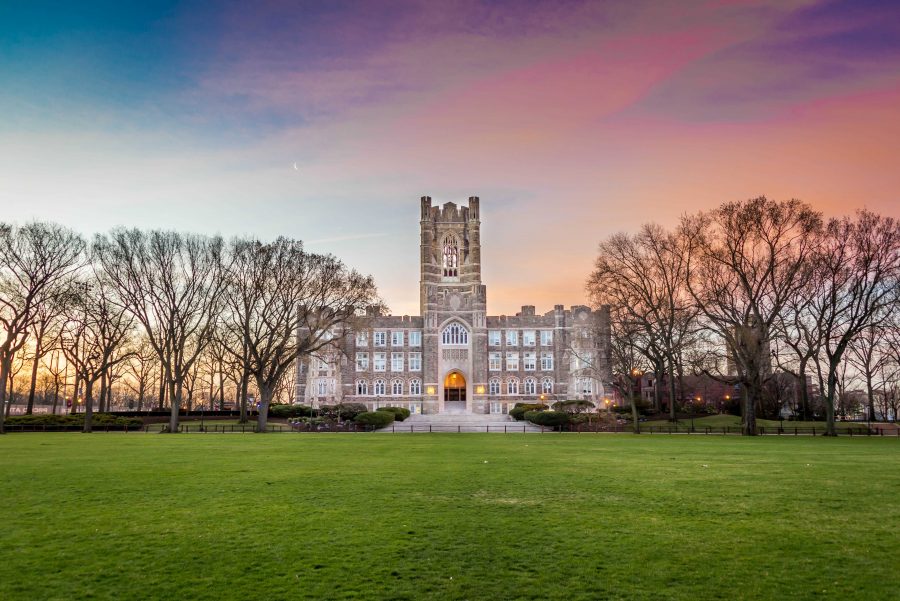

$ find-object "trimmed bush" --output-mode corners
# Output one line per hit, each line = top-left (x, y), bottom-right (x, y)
(336, 403), (369, 421)
(551, 400), (595, 414)
(4, 413), (142, 427)
(269, 404), (313, 418)
(509, 403), (549, 421)
(376, 406), (410, 421)
(525, 410), (571, 430)
(354, 411), (395, 429)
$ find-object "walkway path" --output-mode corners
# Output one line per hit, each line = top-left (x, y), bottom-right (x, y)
(378, 412), (543, 433)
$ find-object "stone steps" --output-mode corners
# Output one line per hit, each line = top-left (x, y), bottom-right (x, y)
(378, 412), (544, 433)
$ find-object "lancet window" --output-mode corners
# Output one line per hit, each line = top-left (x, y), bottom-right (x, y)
(442, 234), (459, 277)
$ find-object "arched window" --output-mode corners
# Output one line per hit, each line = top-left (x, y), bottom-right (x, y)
(317, 379), (329, 396)
(441, 322), (469, 345)
(523, 377), (536, 395)
(391, 379), (403, 395)
(374, 379), (386, 395)
(409, 379), (422, 395)
(356, 379), (368, 395)
(541, 377), (553, 394)
(507, 377), (519, 395)
(489, 378), (501, 395)
(442, 234), (459, 277)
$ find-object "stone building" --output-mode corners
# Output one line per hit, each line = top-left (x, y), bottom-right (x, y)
(295, 196), (611, 414)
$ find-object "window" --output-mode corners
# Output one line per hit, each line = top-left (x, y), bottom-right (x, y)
(391, 379), (403, 395)
(442, 234), (459, 278)
(373, 352), (386, 372)
(355, 331), (368, 347)
(391, 352), (404, 372)
(505, 352), (519, 371)
(442, 322), (469, 345)
(409, 379), (422, 395)
(488, 352), (502, 371)
(409, 331), (422, 347)
(374, 379), (386, 395)
(506, 378), (519, 395)
(488, 330), (501, 346)
(540, 330), (553, 346)
(315, 357), (329, 371)
(523, 352), (536, 371)
(373, 331), (386, 347)
(524, 377), (537, 395)
(317, 379), (329, 396)
(577, 378), (593, 395)
(490, 401), (502, 414)
(391, 331), (404, 346)
(540, 352), (554, 371)
(506, 330), (518, 346)
(541, 377), (553, 394)
(355, 353), (369, 371)
(408, 352), (422, 371)
(523, 330), (536, 346)
(356, 379), (368, 395)
(489, 378), (501, 395)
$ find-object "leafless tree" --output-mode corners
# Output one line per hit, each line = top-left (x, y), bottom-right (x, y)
(681, 197), (822, 435)
(607, 309), (650, 433)
(94, 229), (225, 433)
(848, 322), (891, 422)
(808, 212), (900, 435)
(588, 223), (698, 422)
(222, 237), (380, 432)
(123, 337), (159, 412)
(0, 222), (85, 433)
(60, 279), (134, 432)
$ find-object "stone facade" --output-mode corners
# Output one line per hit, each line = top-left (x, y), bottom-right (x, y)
(295, 196), (612, 415)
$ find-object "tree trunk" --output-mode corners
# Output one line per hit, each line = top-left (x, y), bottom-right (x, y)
(83, 379), (95, 433)
(824, 365), (838, 436)
(742, 381), (758, 436)
(256, 383), (273, 433)
(51, 375), (60, 415)
(167, 367), (179, 433)
(157, 359), (166, 410)
(98, 371), (107, 414)
(866, 372), (876, 422)
(0, 356), (10, 434)
(26, 340), (41, 415)
(625, 376), (640, 434)
(239, 373), (249, 423)
(798, 359), (810, 421)
(653, 365), (663, 413)
(218, 360), (225, 411)
(71, 373), (81, 415)
(667, 355), (677, 423)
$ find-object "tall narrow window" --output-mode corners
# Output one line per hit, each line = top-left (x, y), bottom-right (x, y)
(442, 234), (459, 277)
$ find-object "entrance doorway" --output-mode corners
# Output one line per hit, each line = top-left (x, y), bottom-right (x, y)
(444, 371), (466, 412)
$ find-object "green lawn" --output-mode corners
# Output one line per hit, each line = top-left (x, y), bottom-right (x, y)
(641, 414), (870, 432)
(1, 434), (897, 600)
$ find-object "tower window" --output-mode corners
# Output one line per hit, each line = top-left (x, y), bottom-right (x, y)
(442, 234), (459, 277)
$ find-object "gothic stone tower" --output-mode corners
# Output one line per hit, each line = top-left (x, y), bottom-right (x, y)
(420, 196), (488, 413)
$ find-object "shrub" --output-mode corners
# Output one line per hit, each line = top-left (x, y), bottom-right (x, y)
(4, 413), (142, 427)
(269, 404), (313, 418)
(509, 403), (549, 421)
(376, 406), (410, 421)
(551, 400), (595, 414)
(525, 410), (571, 430)
(354, 411), (395, 430)
(336, 403), (369, 421)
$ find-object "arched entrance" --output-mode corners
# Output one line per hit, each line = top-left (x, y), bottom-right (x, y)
(444, 371), (466, 412)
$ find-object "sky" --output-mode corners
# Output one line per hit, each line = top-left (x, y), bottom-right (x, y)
(2, 0), (899, 316)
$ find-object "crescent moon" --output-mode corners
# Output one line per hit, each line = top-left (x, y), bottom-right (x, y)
(293, 162), (299, 171)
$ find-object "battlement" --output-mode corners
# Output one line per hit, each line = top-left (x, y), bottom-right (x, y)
(420, 196), (480, 223)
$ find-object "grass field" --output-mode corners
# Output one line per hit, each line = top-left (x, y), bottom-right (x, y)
(640, 414), (871, 432)
(1, 434), (898, 600)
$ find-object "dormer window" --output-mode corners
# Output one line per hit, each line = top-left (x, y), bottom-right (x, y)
(442, 234), (459, 277)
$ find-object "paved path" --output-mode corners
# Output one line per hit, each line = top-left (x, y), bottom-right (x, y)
(378, 412), (543, 433)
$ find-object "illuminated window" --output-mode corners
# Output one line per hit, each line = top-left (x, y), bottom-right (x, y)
(441, 322), (469, 345)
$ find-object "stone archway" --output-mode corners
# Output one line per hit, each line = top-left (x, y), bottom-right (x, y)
(444, 371), (466, 412)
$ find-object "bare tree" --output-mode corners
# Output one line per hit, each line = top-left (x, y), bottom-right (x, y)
(848, 322), (891, 422)
(588, 223), (697, 421)
(807, 212), (900, 435)
(222, 237), (380, 432)
(94, 229), (225, 433)
(60, 279), (134, 432)
(0, 222), (84, 433)
(681, 197), (822, 435)
(607, 308), (649, 433)
(124, 337), (159, 412)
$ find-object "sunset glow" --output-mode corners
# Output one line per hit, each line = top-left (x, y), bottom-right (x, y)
(2, 0), (898, 314)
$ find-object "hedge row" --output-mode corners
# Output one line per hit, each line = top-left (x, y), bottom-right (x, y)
(5, 413), (143, 427)
(509, 403), (549, 421)
(376, 406), (410, 421)
(354, 411), (395, 429)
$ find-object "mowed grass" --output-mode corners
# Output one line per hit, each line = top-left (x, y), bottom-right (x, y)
(1, 434), (898, 600)
(641, 414), (869, 432)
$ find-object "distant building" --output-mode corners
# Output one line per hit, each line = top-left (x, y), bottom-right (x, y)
(295, 196), (612, 414)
